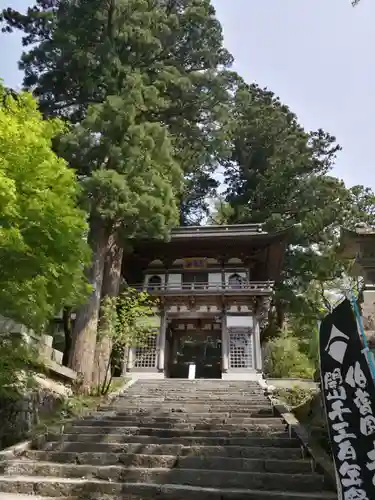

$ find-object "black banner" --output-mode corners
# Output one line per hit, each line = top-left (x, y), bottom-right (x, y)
(320, 299), (375, 500)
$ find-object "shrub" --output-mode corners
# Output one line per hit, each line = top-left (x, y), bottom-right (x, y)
(273, 385), (317, 408)
(0, 331), (43, 400)
(263, 333), (315, 379)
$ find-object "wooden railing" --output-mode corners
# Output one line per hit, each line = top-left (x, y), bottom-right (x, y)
(130, 281), (274, 294)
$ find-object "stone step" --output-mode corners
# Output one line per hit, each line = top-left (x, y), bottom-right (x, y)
(72, 416), (283, 427)
(0, 379), (330, 500)
(94, 411), (275, 419)
(124, 394), (267, 400)
(26, 443), (304, 461)
(118, 396), (269, 403)
(71, 421), (283, 432)
(19, 452), (312, 474)
(125, 390), (269, 394)
(0, 462), (327, 492)
(112, 401), (271, 407)
(63, 425), (286, 438)
(120, 392), (269, 403)
(99, 408), (273, 417)
(128, 382), (264, 388)
(86, 413), (275, 424)
(99, 405), (274, 413)
(0, 476), (336, 499)
(125, 390), (266, 395)
(127, 379), (258, 381)
(126, 389), (266, 399)
(45, 434), (299, 447)
(126, 395), (269, 398)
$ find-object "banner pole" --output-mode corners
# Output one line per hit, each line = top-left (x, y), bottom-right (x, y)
(349, 291), (375, 382)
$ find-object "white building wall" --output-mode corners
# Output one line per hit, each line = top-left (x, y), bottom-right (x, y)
(208, 273), (222, 287)
(168, 273), (182, 288)
(226, 315), (253, 328)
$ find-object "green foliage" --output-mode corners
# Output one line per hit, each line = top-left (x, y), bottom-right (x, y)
(0, 0), (237, 382)
(0, 331), (43, 400)
(95, 289), (157, 394)
(273, 385), (317, 409)
(264, 333), (315, 379)
(207, 196), (234, 225)
(0, 83), (90, 329)
(220, 82), (375, 335)
(1, 0), (234, 225)
(60, 91), (181, 239)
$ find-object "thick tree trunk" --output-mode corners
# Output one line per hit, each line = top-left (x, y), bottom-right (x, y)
(92, 232), (123, 391)
(62, 307), (72, 367)
(69, 217), (109, 392)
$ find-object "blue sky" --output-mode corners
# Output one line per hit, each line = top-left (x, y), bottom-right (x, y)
(0, 0), (374, 190)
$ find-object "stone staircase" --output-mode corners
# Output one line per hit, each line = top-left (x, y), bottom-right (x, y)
(0, 379), (336, 499)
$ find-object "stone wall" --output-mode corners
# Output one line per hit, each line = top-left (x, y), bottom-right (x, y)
(266, 378), (317, 390)
(0, 316), (76, 450)
(0, 374), (73, 449)
(291, 390), (330, 456)
(0, 316), (64, 365)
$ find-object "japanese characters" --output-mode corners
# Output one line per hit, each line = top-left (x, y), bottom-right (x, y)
(320, 299), (375, 500)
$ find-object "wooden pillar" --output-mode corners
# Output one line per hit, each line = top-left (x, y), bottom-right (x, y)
(163, 258), (172, 291)
(158, 311), (167, 371)
(220, 257), (226, 290)
(222, 313), (229, 372)
(254, 317), (262, 371)
(165, 267), (169, 291)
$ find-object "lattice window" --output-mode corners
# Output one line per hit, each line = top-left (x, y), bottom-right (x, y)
(135, 334), (158, 368)
(229, 328), (253, 369)
(147, 275), (162, 291)
(228, 273), (243, 289)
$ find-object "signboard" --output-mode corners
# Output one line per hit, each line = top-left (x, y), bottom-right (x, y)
(183, 257), (207, 270)
(319, 299), (375, 500)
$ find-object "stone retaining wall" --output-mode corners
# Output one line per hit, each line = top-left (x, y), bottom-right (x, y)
(0, 316), (76, 450)
(0, 379), (68, 449)
(266, 378), (318, 389)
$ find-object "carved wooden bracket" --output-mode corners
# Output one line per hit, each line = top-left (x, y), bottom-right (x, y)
(188, 296), (196, 311)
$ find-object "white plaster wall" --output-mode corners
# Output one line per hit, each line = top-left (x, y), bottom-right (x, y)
(208, 273), (222, 287)
(168, 274), (182, 288)
(226, 315), (254, 328)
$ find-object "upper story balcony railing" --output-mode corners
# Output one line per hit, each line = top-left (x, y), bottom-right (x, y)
(130, 281), (274, 296)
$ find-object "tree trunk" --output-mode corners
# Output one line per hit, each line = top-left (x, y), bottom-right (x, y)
(68, 217), (109, 392)
(275, 300), (285, 330)
(62, 307), (72, 366)
(92, 231), (123, 391)
(121, 347), (129, 376)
